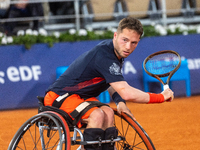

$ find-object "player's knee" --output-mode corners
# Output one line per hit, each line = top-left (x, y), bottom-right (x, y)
(101, 106), (114, 121)
(105, 106), (114, 117)
(88, 108), (105, 127)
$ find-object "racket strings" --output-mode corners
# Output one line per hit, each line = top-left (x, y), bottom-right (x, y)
(145, 53), (179, 75)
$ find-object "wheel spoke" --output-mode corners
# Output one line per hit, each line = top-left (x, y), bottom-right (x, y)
(113, 108), (155, 150)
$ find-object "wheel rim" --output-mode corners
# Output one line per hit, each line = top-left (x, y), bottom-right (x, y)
(113, 109), (155, 150)
(10, 114), (64, 150)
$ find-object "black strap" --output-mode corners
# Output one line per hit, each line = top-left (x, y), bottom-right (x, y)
(52, 93), (72, 108)
(70, 101), (109, 125)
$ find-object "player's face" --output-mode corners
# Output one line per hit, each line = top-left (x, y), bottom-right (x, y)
(113, 28), (140, 59)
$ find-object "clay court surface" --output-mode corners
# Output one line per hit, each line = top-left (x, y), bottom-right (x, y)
(1, 95), (200, 150)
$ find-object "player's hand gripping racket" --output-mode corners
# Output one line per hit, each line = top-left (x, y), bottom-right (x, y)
(143, 50), (181, 101)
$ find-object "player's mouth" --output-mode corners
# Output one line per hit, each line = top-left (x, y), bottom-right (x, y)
(123, 51), (130, 56)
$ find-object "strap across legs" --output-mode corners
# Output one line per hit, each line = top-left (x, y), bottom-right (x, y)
(52, 93), (71, 108)
(70, 101), (109, 126)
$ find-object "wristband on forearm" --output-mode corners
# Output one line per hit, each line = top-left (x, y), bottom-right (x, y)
(112, 92), (126, 105)
(148, 93), (164, 104)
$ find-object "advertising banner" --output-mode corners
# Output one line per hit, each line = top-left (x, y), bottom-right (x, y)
(0, 34), (200, 109)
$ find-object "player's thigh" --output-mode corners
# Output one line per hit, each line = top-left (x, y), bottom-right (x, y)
(101, 105), (114, 117)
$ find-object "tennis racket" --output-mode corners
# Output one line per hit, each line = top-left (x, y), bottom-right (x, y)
(143, 50), (181, 92)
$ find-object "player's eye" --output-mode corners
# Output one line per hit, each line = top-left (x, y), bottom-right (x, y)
(123, 38), (128, 42)
(132, 42), (137, 45)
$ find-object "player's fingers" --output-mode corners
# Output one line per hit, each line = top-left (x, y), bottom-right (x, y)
(169, 90), (174, 101)
(170, 94), (174, 101)
(166, 91), (174, 102)
(123, 110), (136, 121)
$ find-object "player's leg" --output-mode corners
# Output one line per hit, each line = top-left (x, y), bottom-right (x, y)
(82, 108), (105, 150)
(100, 106), (118, 150)
(81, 102), (117, 150)
(85, 108), (105, 128)
(100, 105), (115, 129)
(82, 104), (118, 150)
(83, 127), (104, 150)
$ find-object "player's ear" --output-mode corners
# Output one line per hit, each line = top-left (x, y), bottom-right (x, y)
(113, 32), (117, 40)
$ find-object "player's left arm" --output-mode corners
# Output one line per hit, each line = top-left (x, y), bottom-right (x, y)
(107, 86), (135, 120)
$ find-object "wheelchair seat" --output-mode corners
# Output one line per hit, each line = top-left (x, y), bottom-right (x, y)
(37, 96), (87, 131)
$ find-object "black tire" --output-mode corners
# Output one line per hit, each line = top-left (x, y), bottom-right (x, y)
(7, 112), (71, 150)
(113, 108), (156, 150)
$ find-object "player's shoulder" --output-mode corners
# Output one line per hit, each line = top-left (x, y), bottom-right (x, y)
(96, 39), (113, 49)
(93, 40), (114, 56)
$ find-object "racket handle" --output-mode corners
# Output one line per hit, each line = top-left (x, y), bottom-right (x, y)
(163, 84), (169, 90)
(163, 84), (173, 102)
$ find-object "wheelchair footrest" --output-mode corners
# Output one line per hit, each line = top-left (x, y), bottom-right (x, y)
(71, 136), (124, 145)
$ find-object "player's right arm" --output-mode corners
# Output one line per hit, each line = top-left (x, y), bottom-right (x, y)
(110, 81), (150, 103)
(110, 80), (173, 103)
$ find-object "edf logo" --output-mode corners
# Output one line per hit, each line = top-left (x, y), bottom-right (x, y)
(0, 65), (42, 84)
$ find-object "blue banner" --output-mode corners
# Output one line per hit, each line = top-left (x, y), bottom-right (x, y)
(0, 34), (200, 109)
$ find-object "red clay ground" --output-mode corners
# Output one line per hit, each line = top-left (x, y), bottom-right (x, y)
(1, 95), (200, 150)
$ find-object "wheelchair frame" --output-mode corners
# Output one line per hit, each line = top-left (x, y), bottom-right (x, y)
(8, 98), (156, 150)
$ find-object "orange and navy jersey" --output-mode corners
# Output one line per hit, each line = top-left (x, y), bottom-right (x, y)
(46, 40), (125, 99)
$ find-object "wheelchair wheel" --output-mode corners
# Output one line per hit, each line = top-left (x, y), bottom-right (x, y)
(8, 112), (71, 150)
(113, 108), (156, 150)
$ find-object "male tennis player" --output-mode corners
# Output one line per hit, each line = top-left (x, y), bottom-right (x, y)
(44, 17), (174, 150)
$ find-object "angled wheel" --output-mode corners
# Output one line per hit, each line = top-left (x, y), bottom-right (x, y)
(8, 112), (71, 150)
(113, 108), (156, 150)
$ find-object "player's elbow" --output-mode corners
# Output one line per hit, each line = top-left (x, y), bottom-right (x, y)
(120, 93), (132, 101)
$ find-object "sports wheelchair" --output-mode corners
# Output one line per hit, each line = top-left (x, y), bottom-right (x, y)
(8, 96), (156, 150)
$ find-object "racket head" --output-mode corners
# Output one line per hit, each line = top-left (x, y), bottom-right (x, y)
(143, 50), (181, 85)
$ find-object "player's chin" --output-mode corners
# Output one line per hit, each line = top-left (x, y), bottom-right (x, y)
(122, 54), (130, 58)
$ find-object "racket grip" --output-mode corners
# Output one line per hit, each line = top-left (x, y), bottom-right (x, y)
(163, 84), (172, 102)
(163, 84), (169, 90)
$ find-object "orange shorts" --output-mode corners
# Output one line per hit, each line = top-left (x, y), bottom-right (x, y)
(44, 91), (99, 128)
